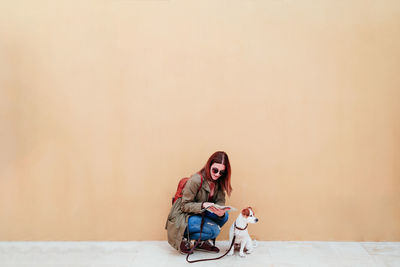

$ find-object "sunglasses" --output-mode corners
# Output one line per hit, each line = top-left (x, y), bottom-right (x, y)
(211, 167), (225, 176)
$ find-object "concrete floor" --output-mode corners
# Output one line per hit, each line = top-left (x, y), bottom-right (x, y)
(0, 241), (399, 267)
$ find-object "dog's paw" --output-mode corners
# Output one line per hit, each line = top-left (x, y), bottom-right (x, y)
(227, 251), (234, 256)
(245, 249), (253, 254)
(239, 252), (246, 257)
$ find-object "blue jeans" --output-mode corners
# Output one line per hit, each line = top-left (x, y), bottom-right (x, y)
(184, 210), (229, 241)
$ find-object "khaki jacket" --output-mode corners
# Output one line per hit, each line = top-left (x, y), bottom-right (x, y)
(165, 173), (226, 252)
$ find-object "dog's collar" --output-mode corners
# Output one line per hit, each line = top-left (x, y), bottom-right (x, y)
(234, 222), (248, 231)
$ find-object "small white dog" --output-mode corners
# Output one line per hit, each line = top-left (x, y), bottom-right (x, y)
(228, 207), (258, 257)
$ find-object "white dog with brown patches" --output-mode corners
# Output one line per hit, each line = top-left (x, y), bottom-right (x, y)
(228, 207), (259, 257)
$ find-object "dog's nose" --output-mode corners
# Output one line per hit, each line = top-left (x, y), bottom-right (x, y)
(255, 218), (259, 222)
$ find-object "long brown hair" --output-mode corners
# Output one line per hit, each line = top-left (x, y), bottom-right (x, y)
(199, 151), (232, 197)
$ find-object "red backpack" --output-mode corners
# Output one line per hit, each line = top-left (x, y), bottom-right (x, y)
(172, 174), (203, 205)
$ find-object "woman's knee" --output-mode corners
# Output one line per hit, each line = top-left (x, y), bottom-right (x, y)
(221, 212), (229, 225)
(214, 212), (229, 227)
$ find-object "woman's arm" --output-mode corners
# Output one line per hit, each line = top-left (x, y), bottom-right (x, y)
(181, 176), (203, 214)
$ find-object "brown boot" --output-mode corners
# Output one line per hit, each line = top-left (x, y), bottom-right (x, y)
(194, 240), (220, 253)
(180, 239), (193, 254)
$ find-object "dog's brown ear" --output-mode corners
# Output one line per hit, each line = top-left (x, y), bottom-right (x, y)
(248, 207), (254, 213)
(241, 208), (250, 217)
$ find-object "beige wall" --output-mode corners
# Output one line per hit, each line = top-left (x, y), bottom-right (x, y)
(1, 0), (399, 241)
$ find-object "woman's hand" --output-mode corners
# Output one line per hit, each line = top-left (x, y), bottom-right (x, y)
(209, 206), (225, 217)
(202, 202), (225, 217)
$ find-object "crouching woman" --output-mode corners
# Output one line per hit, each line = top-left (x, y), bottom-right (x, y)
(165, 151), (233, 254)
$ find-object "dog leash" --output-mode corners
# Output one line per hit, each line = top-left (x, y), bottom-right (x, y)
(186, 217), (246, 263)
(185, 212), (205, 263)
(186, 235), (236, 263)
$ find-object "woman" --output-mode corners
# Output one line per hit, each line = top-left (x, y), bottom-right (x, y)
(165, 151), (233, 254)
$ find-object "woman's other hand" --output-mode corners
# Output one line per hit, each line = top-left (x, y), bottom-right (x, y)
(208, 206), (225, 217)
(202, 202), (225, 216)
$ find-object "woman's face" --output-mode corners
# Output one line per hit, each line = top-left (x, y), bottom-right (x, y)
(210, 163), (226, 181)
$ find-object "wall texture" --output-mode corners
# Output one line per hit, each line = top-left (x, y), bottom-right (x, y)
(0, 0), (399, 241)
